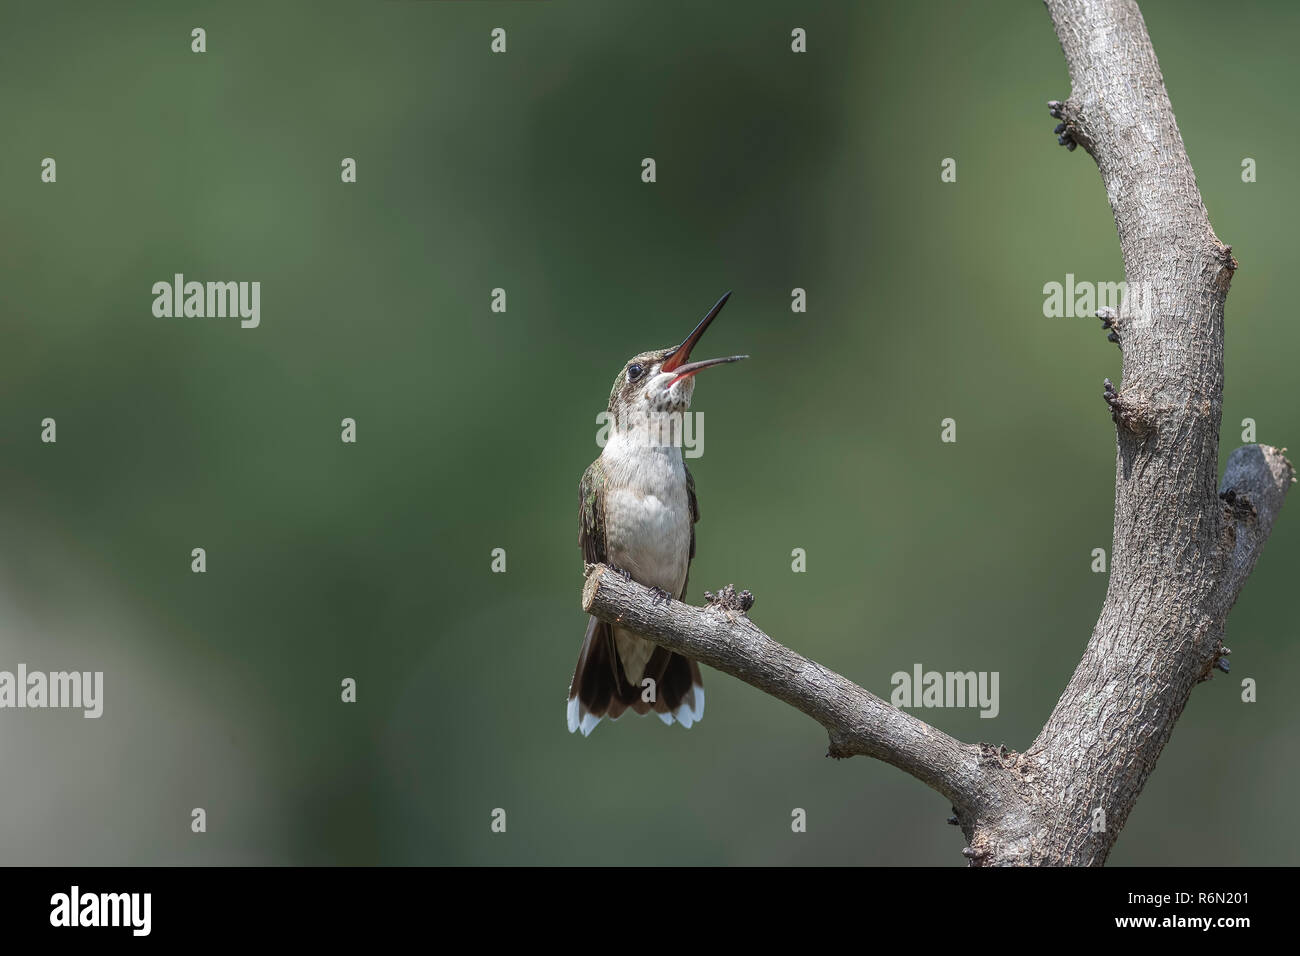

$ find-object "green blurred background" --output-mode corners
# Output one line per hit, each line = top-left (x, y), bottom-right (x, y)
(1, 0), (1296, 865)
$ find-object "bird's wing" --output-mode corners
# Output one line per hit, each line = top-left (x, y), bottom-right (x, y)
(572, 457), (632, 727)
(681, 459), (700, 600)
(578, 458), (607, 566)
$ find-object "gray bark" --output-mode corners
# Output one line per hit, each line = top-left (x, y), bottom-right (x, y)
(581, 0), (1293, 865)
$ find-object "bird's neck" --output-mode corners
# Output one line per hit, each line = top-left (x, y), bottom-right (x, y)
(601, 428), (685, 493)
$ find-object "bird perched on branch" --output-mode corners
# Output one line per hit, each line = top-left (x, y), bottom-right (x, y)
(567, 292), (747, 736)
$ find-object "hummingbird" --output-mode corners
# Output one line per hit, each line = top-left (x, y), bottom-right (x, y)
(567, 292), (748, 736)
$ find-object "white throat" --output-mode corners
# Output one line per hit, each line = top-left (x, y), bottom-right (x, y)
(600, 425), (686, 495)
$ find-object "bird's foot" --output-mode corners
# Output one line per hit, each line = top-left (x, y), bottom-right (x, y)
(609, 564), (634, 582)
(648, 587), (672, 607)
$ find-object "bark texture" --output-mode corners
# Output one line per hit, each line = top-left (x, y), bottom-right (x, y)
(580, 0), (1293, 865)
(1016, 0), (1292, 866)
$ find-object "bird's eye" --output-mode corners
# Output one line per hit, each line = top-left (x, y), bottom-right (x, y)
(628, 363), (644, 381)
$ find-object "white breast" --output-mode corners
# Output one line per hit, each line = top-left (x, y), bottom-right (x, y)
(600, 431), (691, 596)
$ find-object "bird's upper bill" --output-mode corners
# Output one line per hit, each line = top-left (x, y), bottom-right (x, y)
(660, 291), (748, 386)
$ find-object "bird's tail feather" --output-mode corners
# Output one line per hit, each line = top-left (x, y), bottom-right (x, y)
(567, 616), (704, 736)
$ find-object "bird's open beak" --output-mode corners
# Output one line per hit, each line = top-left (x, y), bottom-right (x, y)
(661, 291), (748, 385)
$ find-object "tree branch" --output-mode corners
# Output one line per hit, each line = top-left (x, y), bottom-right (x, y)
(582, 564), (1004, 814)
(1214, 444), (1295, 616)
(578, 0), (1291, 865)
(1023, 0), (1293, 865)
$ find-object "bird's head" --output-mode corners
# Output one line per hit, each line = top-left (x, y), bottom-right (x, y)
(606, 292), (747, 427)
